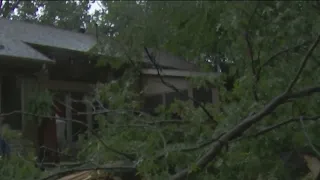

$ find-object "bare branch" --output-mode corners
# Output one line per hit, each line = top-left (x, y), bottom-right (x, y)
(285, 35), (320, 93)
(144, 47), (217, 125)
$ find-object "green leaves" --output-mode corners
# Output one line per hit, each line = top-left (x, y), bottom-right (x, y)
(5, 1), (320, 179)
(26, 89), (53, 126)
(101, 1), (320, 179)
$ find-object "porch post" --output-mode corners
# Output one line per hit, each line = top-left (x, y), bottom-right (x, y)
(0, 76), (2, 127)
(0, 77), (2, 113)
(65, 93), (72, 143)
(212, 88), (219, 105)
(188, 83), (193, 99)
(20, 78), (25, 132)
(161, 94), (166, 106)
(85, 96), (93, 137)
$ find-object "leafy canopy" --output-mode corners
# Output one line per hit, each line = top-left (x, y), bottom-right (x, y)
(1, 1), (320, 180)
(93, 1), (320, 179)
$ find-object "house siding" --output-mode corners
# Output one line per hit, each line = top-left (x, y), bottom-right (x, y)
(141, 75), (189, 95)
(143, 48), (199, 71)
(141, 74), (219, 113)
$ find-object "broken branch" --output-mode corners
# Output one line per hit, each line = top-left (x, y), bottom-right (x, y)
(246, 115), (320, 138)
(287, 85), (320, 99)
(170, 34), (320, 180)
(285, 35), (320, 93)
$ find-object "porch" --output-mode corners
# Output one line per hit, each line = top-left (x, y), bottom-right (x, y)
(0, 56), (114, 162)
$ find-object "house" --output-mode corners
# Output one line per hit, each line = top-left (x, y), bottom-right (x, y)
(0, 18), (219, 161)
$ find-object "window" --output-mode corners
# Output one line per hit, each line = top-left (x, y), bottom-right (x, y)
(143, 88), (213, 117)
(193, 88), (212, 107)
(143, 94), (163, 114)
(165, 90), (188, 119)
(165, 90), (188, 107)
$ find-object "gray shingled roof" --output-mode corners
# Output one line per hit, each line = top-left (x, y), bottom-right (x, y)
(143, 48), (199, 71)
(0, 35), (53, 62)
(0, 19), (198, 71)
(0, 18), (97, 52)
(0, 18), (97, 63)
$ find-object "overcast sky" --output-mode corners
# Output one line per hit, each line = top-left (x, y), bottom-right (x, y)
(88, 1), (104, 15)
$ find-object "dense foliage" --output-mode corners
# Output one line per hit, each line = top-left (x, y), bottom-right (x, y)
(1, 1), (320, 180)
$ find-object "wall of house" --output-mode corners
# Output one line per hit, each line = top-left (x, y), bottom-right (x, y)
(143, 48), (199, 71)
(140, 74), (219, 114)
(19, 60), (114, 153)
(142, 75), (189, 95)
(20, 76), (94, 161)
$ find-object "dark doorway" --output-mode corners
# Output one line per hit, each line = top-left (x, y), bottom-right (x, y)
(0, 76), (21, 130)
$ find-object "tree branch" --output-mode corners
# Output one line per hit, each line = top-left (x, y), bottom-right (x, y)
(155, 132), (226, 161)
(287, 85), (320, 99)
(244, 2), (259, 101)
(246, 115), (320, 139)
(170, 35), (320, 180)
(171, 86), (320, 179)
(285, 35), (320, 93)
(252, 40), (311, 103)
(143, 47), (217, 125)
(259, 41), (310, 69)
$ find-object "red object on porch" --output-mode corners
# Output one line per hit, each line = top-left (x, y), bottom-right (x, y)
(38, 111), (59, 163)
